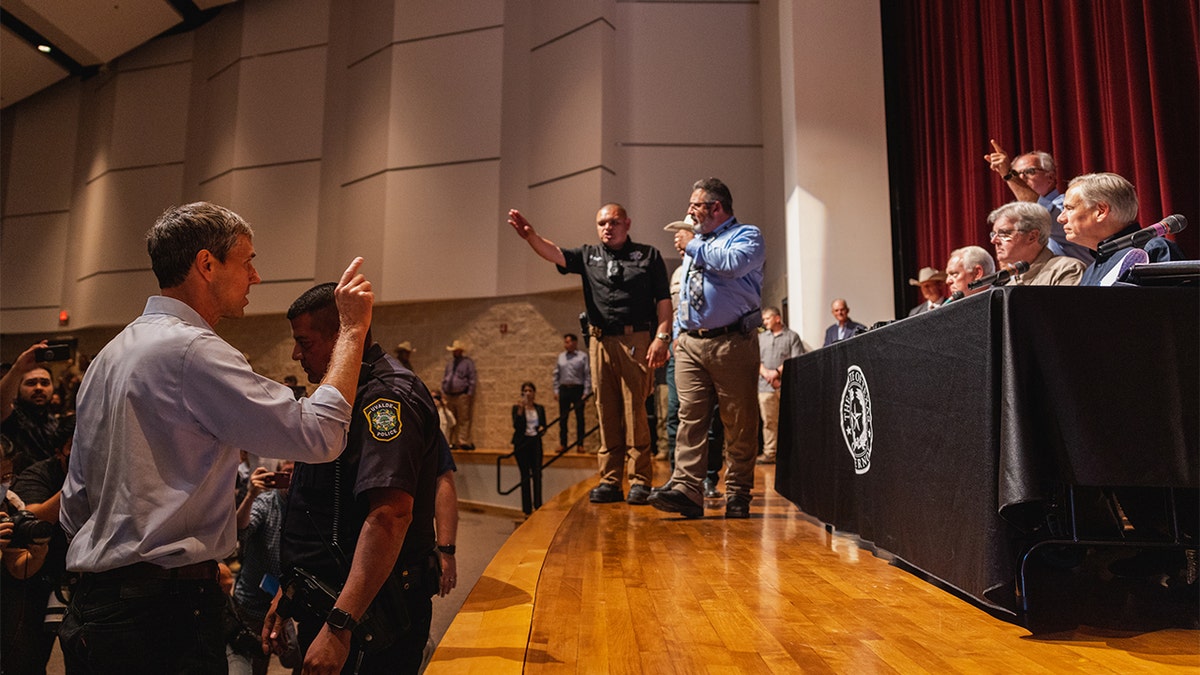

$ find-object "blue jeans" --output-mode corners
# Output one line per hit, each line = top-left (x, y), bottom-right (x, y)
(59, 576), (226, 674)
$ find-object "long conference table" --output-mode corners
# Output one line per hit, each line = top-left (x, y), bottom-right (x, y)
(775, 286), (1199, 614)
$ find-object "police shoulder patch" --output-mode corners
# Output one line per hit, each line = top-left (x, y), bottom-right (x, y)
(363, 397), (402, 441)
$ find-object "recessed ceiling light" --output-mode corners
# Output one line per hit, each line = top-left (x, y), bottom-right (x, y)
(37, 44), (52, 53)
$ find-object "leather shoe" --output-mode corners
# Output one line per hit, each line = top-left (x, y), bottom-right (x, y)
(460, 443), (475, 451)
(756, 455), (775, 465)
(650, 481), (675, 495)
(703, 478), (723, 499)
(589, 483), (624, 504)
(627, 484), (652, 505)
(648, 488), (703, 519)
(725, 495), (751, 519)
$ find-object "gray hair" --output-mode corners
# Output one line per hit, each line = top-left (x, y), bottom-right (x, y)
(1017, 150), (1057, 174)
(1067, 172), (1138, 226)
(988, 201), (1052, 246)
(950, 245), (996, 276)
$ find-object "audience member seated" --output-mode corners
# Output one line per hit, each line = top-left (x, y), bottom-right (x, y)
(907, 267), (948, 316)
(823, 299), (866, 346)
(1058, 172), (1187, 286)
(987, 201), (1085, 286)
(945, 246), (996, 300)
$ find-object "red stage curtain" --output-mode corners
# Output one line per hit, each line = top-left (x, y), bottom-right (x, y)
(883, 0), (1199, 307)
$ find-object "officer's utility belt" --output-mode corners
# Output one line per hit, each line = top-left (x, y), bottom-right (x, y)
(278, 555), (437, 654)
(588, 321), (653, 339)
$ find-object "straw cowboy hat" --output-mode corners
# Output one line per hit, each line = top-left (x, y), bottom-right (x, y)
(663, 215), (696, 232)
(445, 340), (469, 352)
(908, 267), (947, 285)
(395, 341), (415, 353)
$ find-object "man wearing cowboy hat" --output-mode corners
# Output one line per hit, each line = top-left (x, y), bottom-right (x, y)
(394, 341), (416, 371)
(907, 267), (948, 316)
(440, 340), (476, 450)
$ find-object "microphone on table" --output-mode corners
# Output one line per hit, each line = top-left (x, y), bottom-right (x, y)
(966, 260), (1030, 291)
(1097, 214), (1187, 256)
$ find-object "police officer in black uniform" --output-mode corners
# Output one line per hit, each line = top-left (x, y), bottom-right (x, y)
(264, 282), (440, 675)
(507, 204), (672, 506)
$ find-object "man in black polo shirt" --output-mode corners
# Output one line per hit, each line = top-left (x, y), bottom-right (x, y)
(508, 204), (672, 505)
(263, 283), (440, 674)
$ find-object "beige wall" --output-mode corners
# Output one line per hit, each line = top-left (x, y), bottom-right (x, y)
(1, 0), (894, 435)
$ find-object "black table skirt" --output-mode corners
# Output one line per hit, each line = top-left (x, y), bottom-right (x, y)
(775, 286), (1199, 611)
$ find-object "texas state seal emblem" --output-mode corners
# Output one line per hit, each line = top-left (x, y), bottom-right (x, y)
(839, 366), (873, 475)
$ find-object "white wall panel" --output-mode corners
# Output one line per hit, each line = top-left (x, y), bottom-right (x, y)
(242, 0), (329, 54)
(391, 0), (504, 41)
(380, 162), (501, 301)
(80, 78), (116, 183)
(518, 171), (608, 293)
(227, 162), (321, 287)
(781, 0), (892, 343)
(387, 30), (503, 168)
(620, 3), (761, 145)
(71, 272), (160, 329)
(333, 176), (388, 292)
(109, 62), (192, 170)
(0, 213), (70, 310)
(192, 4), (243, 80)
(72, 167), (185, 280)
(340, 51), (392, 183)
(344, 0), (396, 66)
(235, 48), (327, 166)
(192, 60), (241, 185)
(528, 24), (606, 183)
(529, 0), (610, 48)
(2, 83), (79, 215)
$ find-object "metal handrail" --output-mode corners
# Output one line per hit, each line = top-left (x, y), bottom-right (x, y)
(496, 393), (596, 496)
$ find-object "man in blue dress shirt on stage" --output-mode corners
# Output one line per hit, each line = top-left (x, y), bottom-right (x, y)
(649, 178), (765, 520)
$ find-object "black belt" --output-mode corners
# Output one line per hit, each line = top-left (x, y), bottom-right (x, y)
(685, 321), (742, 339)
(82, 560), (218, 583)
(589, 321), (653, 338)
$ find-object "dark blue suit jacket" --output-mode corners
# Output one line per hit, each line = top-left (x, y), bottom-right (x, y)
(823, 321), (866, 347)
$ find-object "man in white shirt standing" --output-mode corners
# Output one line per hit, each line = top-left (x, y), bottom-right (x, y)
(58, 202), (375, 675)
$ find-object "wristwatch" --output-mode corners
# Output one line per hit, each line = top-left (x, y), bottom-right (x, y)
(326, 608), (358, 633)
(655, 332), (671, 342)
(1002, 170), (1016, 181)
(437, 544), (456, 556)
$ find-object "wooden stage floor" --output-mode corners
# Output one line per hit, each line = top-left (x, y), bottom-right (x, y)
(428, 465), (1199, 673)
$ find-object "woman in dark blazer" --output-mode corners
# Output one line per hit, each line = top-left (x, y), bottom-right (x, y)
(511, 381), (547, 515)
